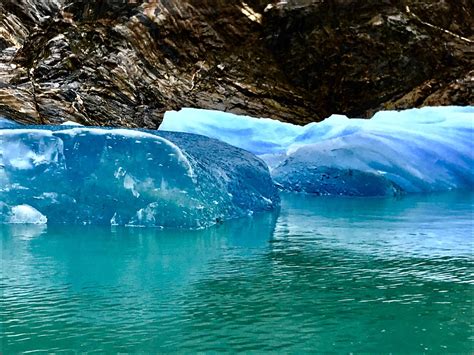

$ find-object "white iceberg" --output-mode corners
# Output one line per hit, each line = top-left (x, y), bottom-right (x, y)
(160, 106), (474, 196)
(0, 204), (48, 224)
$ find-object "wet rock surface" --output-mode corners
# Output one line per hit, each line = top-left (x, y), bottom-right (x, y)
(0, 0), (472, 127)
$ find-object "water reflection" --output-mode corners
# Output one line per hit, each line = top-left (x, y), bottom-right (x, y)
(176, 192), (473, 352)
(1, 192), (473, 352)
(276, 191), (474, 258)
(2, 211), (278, 287)
(1, 212), (279, 352)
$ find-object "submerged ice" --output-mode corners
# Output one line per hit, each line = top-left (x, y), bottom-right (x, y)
(161, 106), (474, 196)
(0, 126), (279, 228)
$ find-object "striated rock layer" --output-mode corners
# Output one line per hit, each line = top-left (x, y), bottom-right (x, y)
(0, 0), (472, 127)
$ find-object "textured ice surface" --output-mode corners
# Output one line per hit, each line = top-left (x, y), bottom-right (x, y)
(0, 126), (278, 228)
(0, 204), (48, 224)
(162, 108), (300, 155)
(161, 106), (474, 196)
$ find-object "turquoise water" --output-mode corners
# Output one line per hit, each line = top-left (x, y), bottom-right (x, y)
(1, 192), (473, 352)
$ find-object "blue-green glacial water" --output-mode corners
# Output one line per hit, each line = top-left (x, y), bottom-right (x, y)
(1, 192), (473, 352)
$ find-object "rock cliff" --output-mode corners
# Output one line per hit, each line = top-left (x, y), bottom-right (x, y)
(0, 0), (472, 127)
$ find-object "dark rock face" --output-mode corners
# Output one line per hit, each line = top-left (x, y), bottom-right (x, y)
(0, 0), (472, 127)
(264, 0), (473, 118)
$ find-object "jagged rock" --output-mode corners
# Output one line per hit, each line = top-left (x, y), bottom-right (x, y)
(0, 0), (472, 127)
(263, 0), (473, 117)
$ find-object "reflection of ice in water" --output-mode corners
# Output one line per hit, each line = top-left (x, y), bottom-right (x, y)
(276, 191), (474, 259)
(1, 191), (472, 352)
(275, 192), (473, 284)
(6, 224), (47, 240)
(1, 211), (278, 327)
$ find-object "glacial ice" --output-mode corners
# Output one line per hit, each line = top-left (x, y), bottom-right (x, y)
(161, 106), (474, 196)
(161, 108), (300, 155)
(60, 121), (83, 126)
(0, 126), (279, 228)
(0, 117), (21, 128)
(0, 204), (48, 224)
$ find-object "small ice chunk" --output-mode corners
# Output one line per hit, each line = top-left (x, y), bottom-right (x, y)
(60, 121), (83, 126)
(9, 205), (47, 224)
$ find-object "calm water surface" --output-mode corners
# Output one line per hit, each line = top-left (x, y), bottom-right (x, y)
(1, 192), (473, 352)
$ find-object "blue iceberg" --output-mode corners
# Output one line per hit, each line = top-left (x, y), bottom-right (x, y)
(161, 108), (301, 155)
(161, 106), (474, 196)
(0, 126), (279, 228)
